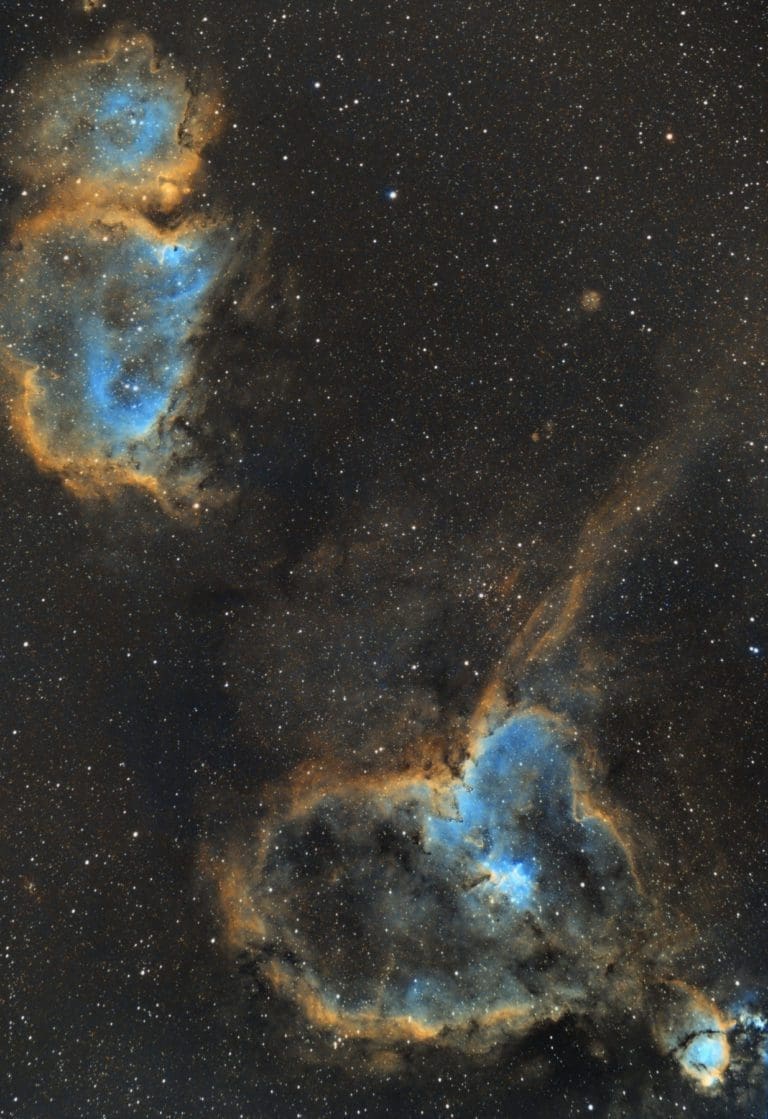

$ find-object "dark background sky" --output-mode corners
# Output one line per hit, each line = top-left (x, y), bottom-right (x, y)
(1, 1), (767, 1116)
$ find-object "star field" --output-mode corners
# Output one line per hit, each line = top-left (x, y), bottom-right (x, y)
(2, 2), (767, 1118)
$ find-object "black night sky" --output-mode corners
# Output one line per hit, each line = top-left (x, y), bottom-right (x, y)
(1, 2), (767, 1117)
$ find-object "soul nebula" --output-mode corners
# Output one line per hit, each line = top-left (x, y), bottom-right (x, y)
(0, 32), (228, 509)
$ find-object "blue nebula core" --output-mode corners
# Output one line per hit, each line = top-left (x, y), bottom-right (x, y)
(4, 218), (222, 460)
(90, 85), (178, 174)
(683, 1032), (728, 1079)
(254, 710), (642, 1032)
(423, 717), (559, 913)
(35, 42), (189, 184)
(80, 235), (216, 445)
(660, 997), (730, 1089)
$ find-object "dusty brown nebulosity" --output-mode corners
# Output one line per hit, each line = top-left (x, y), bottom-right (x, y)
(579, 288), (603, 313)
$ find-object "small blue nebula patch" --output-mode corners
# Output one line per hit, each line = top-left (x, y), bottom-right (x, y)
(2, 216), (223, 461)
(658, 988), (731, 1089)
(733, 1006), (768, 1067)
(248, 710), (642, 1036)
(683, 1032), (729, 1081)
